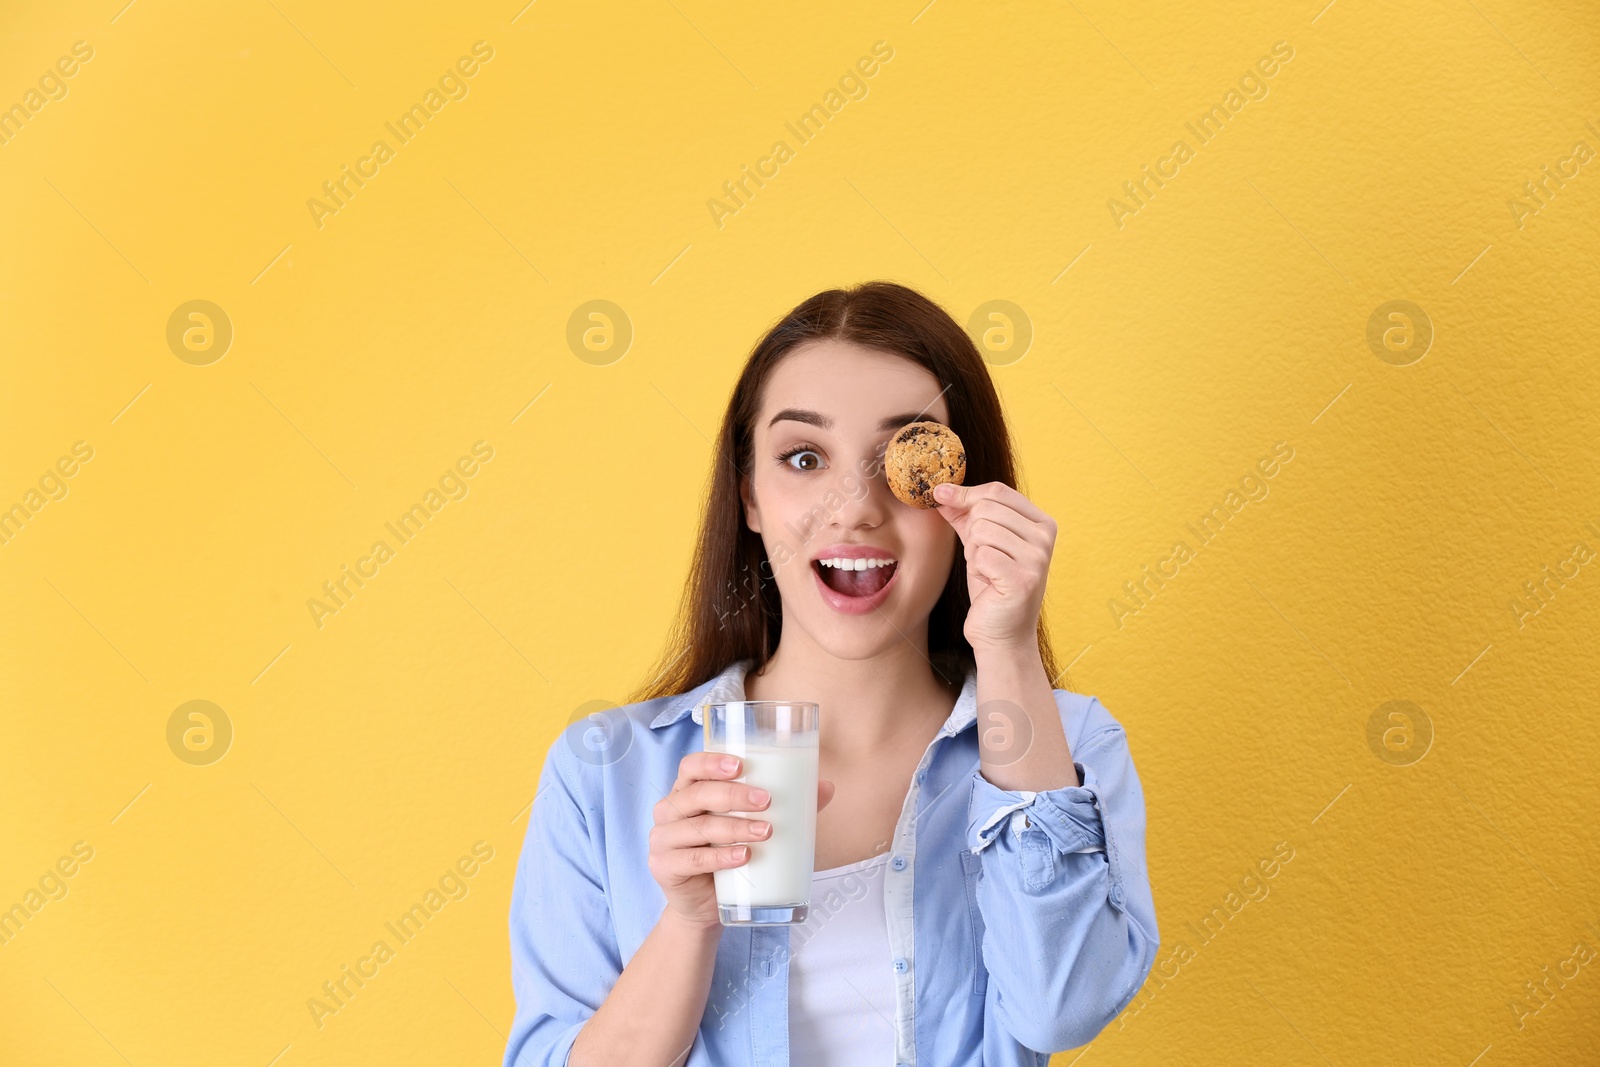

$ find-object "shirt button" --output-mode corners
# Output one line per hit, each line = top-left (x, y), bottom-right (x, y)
(891, 855), (907, 871)
(1109, 884), (1126, 907)
(915, 768), (926, 783)
(893, 957), (908, 974)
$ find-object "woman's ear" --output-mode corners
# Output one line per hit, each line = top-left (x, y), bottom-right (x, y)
(739, 474), (762, 533)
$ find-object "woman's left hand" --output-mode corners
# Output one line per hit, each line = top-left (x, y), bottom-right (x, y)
(931, 480), (1057, 654)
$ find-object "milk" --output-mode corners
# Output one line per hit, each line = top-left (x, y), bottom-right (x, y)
(710, 740), (819, 910)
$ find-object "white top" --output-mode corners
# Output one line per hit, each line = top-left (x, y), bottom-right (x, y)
(788, 851), (897, 1065)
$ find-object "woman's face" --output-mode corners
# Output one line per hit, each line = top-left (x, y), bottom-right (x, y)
(740, 340), (958, 662)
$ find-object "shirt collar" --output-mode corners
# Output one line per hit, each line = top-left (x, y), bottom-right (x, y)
(647, 657), (980, 737)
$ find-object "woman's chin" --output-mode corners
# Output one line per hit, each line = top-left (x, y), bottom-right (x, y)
(808, 627), (910, 664)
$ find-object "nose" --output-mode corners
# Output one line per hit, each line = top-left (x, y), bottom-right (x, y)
(826, 450), (891, 530)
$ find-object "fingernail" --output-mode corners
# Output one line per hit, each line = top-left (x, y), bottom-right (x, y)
(720, 756), (739, 772)
(750, 787), (769, 804)
(753, 821), (771, 835)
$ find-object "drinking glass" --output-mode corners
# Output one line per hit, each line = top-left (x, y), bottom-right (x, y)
(702, 700), (820, 925)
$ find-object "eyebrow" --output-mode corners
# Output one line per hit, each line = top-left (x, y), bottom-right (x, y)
(766, 408), (932, 433)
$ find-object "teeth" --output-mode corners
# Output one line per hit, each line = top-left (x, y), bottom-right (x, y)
(818, 557), (896, 569)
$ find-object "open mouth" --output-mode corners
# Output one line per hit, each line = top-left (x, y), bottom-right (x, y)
(812, 556), (898, 599)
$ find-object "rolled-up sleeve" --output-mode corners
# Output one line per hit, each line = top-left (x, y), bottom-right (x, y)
(965, 699), (1159, 1053)
(504, 739), (621, 1067)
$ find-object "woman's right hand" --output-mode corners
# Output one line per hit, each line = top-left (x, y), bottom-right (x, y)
(649, 752), (833, 930)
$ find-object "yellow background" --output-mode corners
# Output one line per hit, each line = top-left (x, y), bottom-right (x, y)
(2, 1), (1597, 1064)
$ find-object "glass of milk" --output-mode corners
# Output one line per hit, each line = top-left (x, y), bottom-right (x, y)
(703, 700), (820, 925)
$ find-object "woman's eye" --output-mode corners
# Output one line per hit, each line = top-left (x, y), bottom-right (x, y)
(783, 449), (823, 471)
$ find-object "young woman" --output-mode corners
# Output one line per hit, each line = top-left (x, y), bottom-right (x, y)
(505, 281), (1158, 1066)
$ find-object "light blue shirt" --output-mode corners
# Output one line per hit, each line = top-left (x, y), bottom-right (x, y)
(504, 658), (1159, 1066)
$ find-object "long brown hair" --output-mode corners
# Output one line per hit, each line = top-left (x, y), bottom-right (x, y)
(628, 280), (1062, 703)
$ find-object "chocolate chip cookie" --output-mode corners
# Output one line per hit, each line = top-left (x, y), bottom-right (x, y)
(885, 421), (966, 508)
